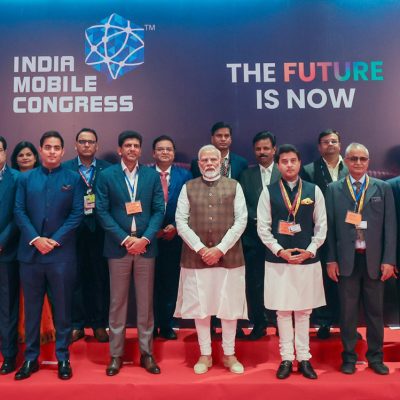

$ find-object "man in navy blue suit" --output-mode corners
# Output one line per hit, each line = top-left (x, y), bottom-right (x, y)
(0, 136), (20, 375)
(14, 131), (84, 381)
(151, 135), (192, 340)
(63, 128), (111, 343)
(191, 121), (248, 180)
(96, 131), (164, 376)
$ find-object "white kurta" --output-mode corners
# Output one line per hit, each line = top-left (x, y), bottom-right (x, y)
(174, 179), (248, 320)
(257, 182), (327, 311)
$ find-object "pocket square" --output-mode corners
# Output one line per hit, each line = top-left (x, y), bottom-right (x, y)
(301, 197), (314, 205)
(371, 196), (382, 202)
(61, 184), (73, 191)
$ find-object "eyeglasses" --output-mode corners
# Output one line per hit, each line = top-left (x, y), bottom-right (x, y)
(77, 140), (96, 145)
(346, 156), (369, 163)
(320, 139), (339, 145)
(155, 147), (174, 152)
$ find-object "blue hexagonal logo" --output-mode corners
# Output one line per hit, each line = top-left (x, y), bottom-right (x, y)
(85, 13), (144, 80)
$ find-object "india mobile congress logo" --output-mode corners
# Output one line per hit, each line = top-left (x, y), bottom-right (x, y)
(85, 13), (144, 80)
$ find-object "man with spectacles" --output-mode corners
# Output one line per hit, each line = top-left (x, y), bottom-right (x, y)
(151, 135), (192, 339)
(63, 128), (111, 343)
(301, 129), (348, 339)
(325, 142), (396, 375)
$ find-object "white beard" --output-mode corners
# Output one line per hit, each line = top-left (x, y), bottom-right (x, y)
(202, 168), (220, 180)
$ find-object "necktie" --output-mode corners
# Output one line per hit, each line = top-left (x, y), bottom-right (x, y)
(160, 171), (169, 203)
(354, 181), (365, 243)
(220, 158), (229, 177)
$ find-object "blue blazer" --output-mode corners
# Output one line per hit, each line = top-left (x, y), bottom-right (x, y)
(190, 151), (248, 180)
(151, 164), (192, 227)
(14, 165), (85, 264)
(388, 176), (400, 267)
(0, 166), (20, 262)
(96, 163), (165, 259)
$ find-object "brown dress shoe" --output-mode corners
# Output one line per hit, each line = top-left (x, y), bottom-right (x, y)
(140, 354), (161, 374)
(71, 329), (85, 343)
(93, 328), (109, 343)
(106, 357), (122, 376)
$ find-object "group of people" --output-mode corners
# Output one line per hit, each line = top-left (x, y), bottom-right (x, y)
(0, 122), (399, 382)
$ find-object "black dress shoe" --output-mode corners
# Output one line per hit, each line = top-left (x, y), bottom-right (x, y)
(298, 360), (317, 379)
(71, 329), (85, 343)
(0, 358), (16, 375)
(159, 327), (177, 340)
(15, 360), (39, 380)
(140, 354), (161, 374)
(316, 325), (331, 339)
(247, 325), (266, 341)
(58, 360), (72, 380)
(106, 357), (122, 376)
(340, 362), (356, 374)
(276, 360), (292, 379)
(93, 328), (109, 343)
(369, 362), (389, 375)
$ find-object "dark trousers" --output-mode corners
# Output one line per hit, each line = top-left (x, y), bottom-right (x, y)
(20, 261), (76, 361)
(72, 224), (109, 330)
(0, 261), (19, 359)
(338, 252), (384, 364)
(154, 236), (182, 330)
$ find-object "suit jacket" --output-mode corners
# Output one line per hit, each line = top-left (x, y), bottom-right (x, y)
(151, 164), (192, 228)
(96, 163), (165, 259)
(0, 166), (20, 262)
(190, 151), (248, 179)
(63, 157), (111, 232)
(302, 157), (348, 195)
(388, 176), (400, 267)
(239, 163), (280, 248)
(325, 176), (396, 279)
(14, 165), (85, 264)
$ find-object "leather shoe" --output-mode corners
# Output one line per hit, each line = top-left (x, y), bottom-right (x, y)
(0, 358), (16, 375)
(58, 360), (72, 380)
(15, 360), (39, 380)
(235, 327), (246, 339)
(106, 357), (122, 376)
(140, 354), (161, 374)
(93, 328), (109, 343)
(71, 329), (85, 343)
(247, 325), (266, 341)
(276, 360), (292, 379)
(341, 362), (356, 374)
(369, 362), (389, 375)
(159, 327), (177, 340)
(316, 325), (331, 339)
(298, 360), (317, 379)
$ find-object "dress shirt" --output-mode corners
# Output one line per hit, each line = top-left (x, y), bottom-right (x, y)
(121, 160), (139, 234)
(176, 178), (247, 254)
(257, 180), (327, 257)
(0, 163), (6, 181)
(78, 156), (96, 184)
(349, 174), (367, 249)
(260, 162), (275, 186)
(155, 165), (171, 185)
(322, 155), (343, 182)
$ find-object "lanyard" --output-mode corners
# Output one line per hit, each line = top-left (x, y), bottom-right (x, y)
(346, 175), (369, 213)
(279, 178), (303, 221)
(78, 166), (95, 190)
(124, 172), (138, 201)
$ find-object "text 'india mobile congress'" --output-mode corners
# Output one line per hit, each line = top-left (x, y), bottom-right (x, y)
(226, 62), (383, 110)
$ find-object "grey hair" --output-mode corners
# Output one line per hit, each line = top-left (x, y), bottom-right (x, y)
(344, 142), (369, 158)
(198, 144), (221, 160)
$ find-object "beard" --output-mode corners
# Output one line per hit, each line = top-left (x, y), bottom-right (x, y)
(201, 168), (220, 180)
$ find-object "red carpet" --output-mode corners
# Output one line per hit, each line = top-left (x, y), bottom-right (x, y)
(2, 328), (400, 400)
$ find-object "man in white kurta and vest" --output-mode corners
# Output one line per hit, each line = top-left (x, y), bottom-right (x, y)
(175, 144), (248, 374)
(257, 144), (327, 380)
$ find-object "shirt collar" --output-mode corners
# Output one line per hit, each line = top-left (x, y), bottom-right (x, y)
(78, 156), (96, 168)
(259, 162), (274, 174)
(155, 164), (172, 174)
(121, 160), (138, 175)
(349, 174), (367, 185)
(322, 155), (343, 169)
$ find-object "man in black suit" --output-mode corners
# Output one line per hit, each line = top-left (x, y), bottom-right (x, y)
(0, 136), (20, 375)
(326, 142), (396, 375)
(191, 121), (248, 180)
(63, 128), (111, 343)
(239, 131), (280, 340)
(302, 129), (348, 339)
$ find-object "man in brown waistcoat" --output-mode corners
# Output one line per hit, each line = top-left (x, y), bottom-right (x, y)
(175, 144), (248, 375)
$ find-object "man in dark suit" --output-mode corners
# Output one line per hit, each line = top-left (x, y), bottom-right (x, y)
(63, 128), (111, 343)
(96, 131), (164, 376)
(191, 121), (248, 179)
(151, 135), (192, 340)
(14, 131), (84, 380)
(326, 142), (396, 375)
(301, 129), (348, 339)
(0, 136), (20, 375)
(239, 131), (280, 340)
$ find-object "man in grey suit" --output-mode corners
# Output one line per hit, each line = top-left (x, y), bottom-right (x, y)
(96, 131), (165, 376)
(325, 142), (396, 375)
(239, 131), (280, 340)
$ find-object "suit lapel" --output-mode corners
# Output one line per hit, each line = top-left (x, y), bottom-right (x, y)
(340, 177), (356, 205)
(270, 163), (281, 184)
(114, 167), (131, 202)
(364, 178), (378, 207)
(135, 165), (144, 200)
(168, 165), (177, 198)
(0, 167), (11, 200)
